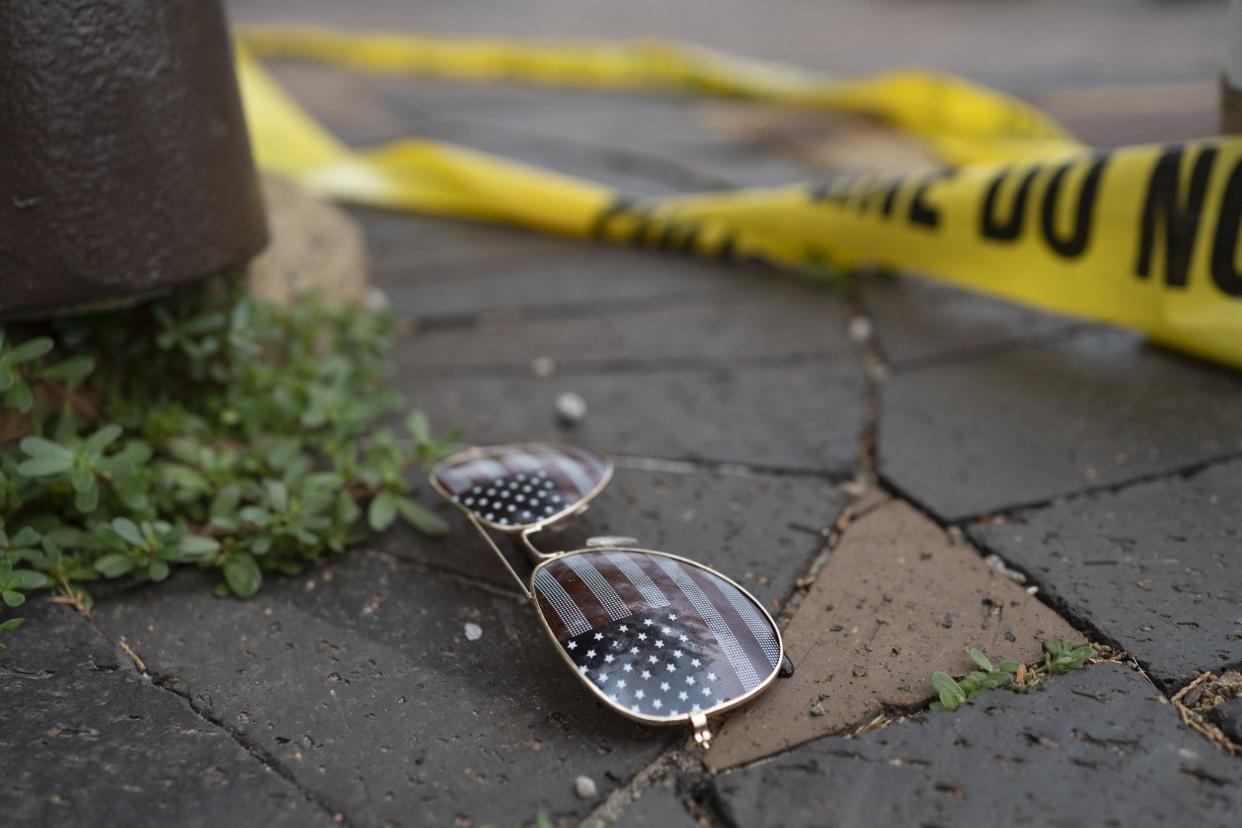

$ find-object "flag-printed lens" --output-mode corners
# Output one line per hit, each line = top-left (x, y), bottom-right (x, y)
(532, 549), (782, 722)
(432, 443), (610, 530)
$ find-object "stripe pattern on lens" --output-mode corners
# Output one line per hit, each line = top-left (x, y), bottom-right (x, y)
(532, 549), (780, 720)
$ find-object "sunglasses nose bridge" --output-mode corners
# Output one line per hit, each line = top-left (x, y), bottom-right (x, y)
(518, 526), (558, 562)
(585, 535), (640, 548)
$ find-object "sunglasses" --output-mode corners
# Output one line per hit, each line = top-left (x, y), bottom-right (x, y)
(429, 442), (792, 748)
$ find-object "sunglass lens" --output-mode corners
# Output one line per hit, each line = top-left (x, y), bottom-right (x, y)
(432, 443), (610, 529)
(532, 549), (781, 721)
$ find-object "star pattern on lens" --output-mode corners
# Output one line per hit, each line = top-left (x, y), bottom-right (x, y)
(562, 610), (726, 717)
(455, 468), (564, 527)
(533, 549), (784, 723)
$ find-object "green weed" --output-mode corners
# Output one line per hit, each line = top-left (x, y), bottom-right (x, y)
(0, 278), (454, 649)
(930, 639), (1094, 712)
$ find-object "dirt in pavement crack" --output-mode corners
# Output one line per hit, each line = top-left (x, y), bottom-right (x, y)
(146, 670), (352, 826)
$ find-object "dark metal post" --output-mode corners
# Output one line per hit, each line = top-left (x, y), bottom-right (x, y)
(0, 0), (268, 315)
(1224, 0), (1242, 134)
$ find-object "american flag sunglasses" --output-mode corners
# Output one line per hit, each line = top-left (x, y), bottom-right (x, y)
(429, 442), (792, 748)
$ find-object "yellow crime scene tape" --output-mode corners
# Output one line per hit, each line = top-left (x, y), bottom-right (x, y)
(236, 27), (1242, 371)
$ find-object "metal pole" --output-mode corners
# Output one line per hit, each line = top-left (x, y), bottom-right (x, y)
(0, 0), (268, 316)
(1223, 0), (1242, 134)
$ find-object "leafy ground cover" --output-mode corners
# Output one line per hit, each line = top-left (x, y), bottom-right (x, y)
(0, 279), (451, 648)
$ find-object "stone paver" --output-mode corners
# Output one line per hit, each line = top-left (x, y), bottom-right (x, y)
(0, 603), (329, 828)
(353, 208), (572, 274)
(1215, 696), (1242, 745)
(707, 498), (1076, 770)
(368, 78), (820, 189)
(372, 87), (747, 192)
(1029, 79), (1217, 149)
(407, 359), (867, 474)
(9, 3), (1233, 827)
(375, 243), (746, 323)
(396, 113), (723, 196)
(373, 78), (742, 158)
(613, 783), (698, 828)
(861, 275), (1079, 368)
(273, 61), (776, 195)
(880, 330), (1242, 521)
(970, 458), (1242, 691)
(90, 553), (674, 828)
(265, 61), (415, 148)
(714, 663), (1242, 827)
(382, 463), (849, 613)
(396, 279), (855, 373)
(229, 0), (1224, 97)
(710, 665), (1242, 824)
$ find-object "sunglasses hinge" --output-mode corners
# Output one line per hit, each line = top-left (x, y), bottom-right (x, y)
(691, 712), (712, 750)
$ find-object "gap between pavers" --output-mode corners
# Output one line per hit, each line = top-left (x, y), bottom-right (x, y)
(88, 551), (675, 828)
(712, 663), (1242, 827)
(969, 456), (1242, 692)
(706, 497), (1077, 771)
(0, 602), (333, 827)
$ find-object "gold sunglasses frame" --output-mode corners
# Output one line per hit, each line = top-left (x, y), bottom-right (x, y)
(429, 442), (786, 747)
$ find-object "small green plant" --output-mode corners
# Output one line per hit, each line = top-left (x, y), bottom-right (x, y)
(0, 278), (454, 649)
(929, 639), (1094, 712)
(1039, 638), (1095, 676)
(930, 648), (1020, 711)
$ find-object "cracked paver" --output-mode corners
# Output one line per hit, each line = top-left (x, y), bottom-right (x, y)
(969, 458), (1242, 691)
(879, 330), (1242, 521)
(90, 552), (673, 828)
(706, 498), (1076, 770)
(714, 663), (1242, 827)
(0, 604), (331, 828)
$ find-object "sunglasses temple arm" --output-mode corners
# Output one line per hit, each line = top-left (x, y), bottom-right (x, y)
(467, 513), (533, 600)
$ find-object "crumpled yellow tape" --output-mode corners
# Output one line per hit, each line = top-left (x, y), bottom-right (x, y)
(235, 28), (1242, 370)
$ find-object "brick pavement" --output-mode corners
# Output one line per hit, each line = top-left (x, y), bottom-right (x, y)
(3, 1), (1241, 826)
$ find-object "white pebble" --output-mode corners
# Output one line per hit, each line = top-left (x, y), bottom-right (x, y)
(555, 392), (588, 425)
(848, 315), (873, 343)
(574, 775), (597, 799)
(464, 623), (483, 641)
(364, 287), (391, 313)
